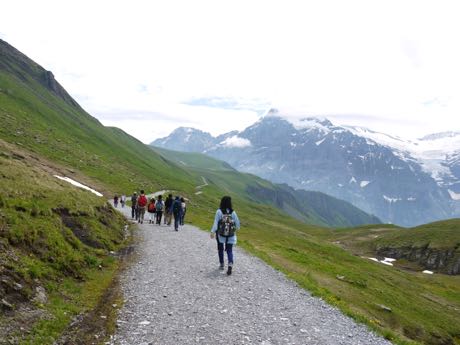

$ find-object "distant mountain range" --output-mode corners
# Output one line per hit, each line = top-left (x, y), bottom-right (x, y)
(152, 109), (460, 226)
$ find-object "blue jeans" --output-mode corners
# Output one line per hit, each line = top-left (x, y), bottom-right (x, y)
(174, 213), (180, 230)
(217, 241), (233, 265)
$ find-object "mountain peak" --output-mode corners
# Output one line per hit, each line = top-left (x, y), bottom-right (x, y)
(265, 108), (280, 116)
(151, 127), (215, 152)
(171, 127), (206, 135)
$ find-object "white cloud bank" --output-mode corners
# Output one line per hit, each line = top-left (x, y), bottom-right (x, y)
(1, 0), (460, 142)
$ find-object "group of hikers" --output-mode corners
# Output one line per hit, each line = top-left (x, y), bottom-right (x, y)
(115, 191), (240, 275)
(129, 191), (187, 231)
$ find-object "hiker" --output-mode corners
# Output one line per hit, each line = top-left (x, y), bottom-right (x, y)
(137, 190), (148, 224)
(210, 196), (240, 275)
(164, 194), (173, 225)
(155, 195), (164, 225)
(120, 194), (126, 208)
(172, 196), (182, 231)
(131, 192), (138, 219)
(114, 194), (119, 208)
(180, 197), (186, 226)
(147, 197), (156, 224)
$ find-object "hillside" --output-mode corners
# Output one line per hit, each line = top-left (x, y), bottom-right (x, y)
(1, 38), (460, 345)
(152, 147), (382, 227)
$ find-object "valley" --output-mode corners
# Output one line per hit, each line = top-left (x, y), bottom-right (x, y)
(1, 38), (460, 345)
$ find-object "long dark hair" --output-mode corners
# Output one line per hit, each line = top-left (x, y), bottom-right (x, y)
(219, 196), (233, 213)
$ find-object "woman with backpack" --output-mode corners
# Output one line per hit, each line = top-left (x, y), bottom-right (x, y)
(210, 196), (240, 275)
(147, 197), (156, 224)
(155, 195), (164, 225)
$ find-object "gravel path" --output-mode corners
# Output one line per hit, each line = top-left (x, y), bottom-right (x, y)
(110, 206), (392, 345)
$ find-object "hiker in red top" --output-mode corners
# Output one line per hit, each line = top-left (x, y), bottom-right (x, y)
(137, 190), (148, 224)
(147, 197), (156, 224)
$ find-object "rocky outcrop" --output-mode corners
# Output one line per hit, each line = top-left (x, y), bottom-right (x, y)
(41, 70), (79, 107)
(0, 39), (79, 108)
(377, 245), (460, 275)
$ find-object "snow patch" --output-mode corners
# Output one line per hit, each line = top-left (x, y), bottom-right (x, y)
(290, 117), (332, 134)
(54, 175), (103, 197)
(366, 257), (396, 266)
(290, 142), (297, 147)
(360, 181), (370, 188)
(423, 270), (434, 274)
(345, 125), (460, 186)
(315, 138), (326, 146)
(448, 189), (460, 200)
(221, 136), (251, 148)
(383, 195), (401, 203)
(349, 176), (357, 184)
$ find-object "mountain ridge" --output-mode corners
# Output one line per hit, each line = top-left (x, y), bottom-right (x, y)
(152, 113), (460, 226)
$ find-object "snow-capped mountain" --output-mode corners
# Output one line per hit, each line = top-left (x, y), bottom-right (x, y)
(151, 111), (460, 226)
(153, 127), (215, 153)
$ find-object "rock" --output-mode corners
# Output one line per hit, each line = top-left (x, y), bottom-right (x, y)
(377, 304), (392, 312)
(13, 282), (23, 291)
(32, 286), (47, 304)
(1, 298), (13, 309)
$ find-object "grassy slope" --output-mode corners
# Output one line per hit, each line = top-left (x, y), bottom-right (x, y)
(0, 39), (459, 345)
(0, 139), (128, 344)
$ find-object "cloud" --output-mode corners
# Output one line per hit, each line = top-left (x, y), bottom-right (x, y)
(95, 103), (260, 143)
(220, 136), (252, 148)
(184, 97), (270, 115)
(1, 0), (460, 143)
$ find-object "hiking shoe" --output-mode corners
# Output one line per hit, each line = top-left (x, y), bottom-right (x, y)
(227, 266), (232, 275)
(219, 264), (224, 270)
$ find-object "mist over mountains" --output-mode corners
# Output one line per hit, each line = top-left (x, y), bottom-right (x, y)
(152, 110), (460, 226)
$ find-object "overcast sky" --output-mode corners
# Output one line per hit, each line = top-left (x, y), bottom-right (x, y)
(1, 0), (460, 143)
